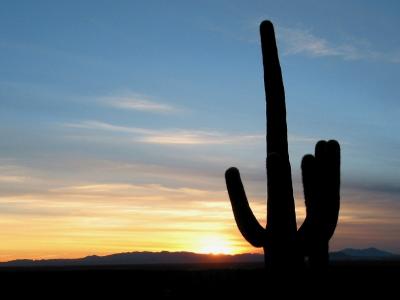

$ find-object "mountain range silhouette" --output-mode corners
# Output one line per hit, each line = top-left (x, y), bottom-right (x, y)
(0, 248), (397, 267)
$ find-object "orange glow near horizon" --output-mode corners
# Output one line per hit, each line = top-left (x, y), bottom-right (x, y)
(2, 0), (400, 265)
(0, 181), (399, 262)
(197, 235), (236, 255)
(0, 183), (261, 262)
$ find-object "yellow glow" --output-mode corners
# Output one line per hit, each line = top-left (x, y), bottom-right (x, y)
(0, 183), (260, 261)
(197, 235), (234, 255)
(1, 177), (395, 261)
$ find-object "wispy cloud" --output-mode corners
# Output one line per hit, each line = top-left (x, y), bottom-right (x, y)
(208, 19), (400, 63)
(0, 182), (255, 259)
(64, 120), (316, 146)
(102, 94), (180, 114)
(0, 175), (26, 183)
(279, 27), (346, 57)
(0, 163), (33, 184)
(1, 179), (400, 259)
(277, 26), (400, 63)
(1, 158), (400, 258)
(64, 120), (264, 145)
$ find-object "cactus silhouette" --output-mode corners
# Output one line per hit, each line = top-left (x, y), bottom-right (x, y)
(298, 140), (340, 268)
(225, 20), (340, 269)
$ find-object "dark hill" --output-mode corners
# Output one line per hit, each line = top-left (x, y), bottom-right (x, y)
(0, 248), (398, 267)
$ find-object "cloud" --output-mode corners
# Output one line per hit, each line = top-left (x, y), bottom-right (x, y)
(140, 130), (261, 145)
(64, 120), (316, 146)
(207, 19), (400, 64)
(277, 26), (400, 63)
(0, 175), (26, 183)
(2, 178), (400, 258)
(278, 27), (344, 57)
(0, 181), (258, 259)
(1, 158), (400, 257)
(103, 94), (180, 114)
(344, 179), (400, 198)
(0, 181), (264, 222)
(0, 163), (34, 184)
(64, 120), (263, 145)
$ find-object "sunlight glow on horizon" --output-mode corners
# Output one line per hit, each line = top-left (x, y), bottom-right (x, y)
(1, 1), (400, 261)
(197, 235), (236, 255)
(0, 179), (398, 261)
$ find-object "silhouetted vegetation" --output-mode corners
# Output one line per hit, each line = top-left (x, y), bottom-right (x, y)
(225, 21), (340, 269)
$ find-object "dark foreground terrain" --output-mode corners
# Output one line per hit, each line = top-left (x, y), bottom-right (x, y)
(1, 261), (399, 297)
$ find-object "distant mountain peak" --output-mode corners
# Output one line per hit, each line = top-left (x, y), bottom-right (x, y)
(0, 251), (264, 267)
(339, 247), (395, 257)
(1, 248), (398, 268)
(329, 247), (398, 261)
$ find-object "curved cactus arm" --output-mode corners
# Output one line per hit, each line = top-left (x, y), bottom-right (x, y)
(225, 167), (266, 247)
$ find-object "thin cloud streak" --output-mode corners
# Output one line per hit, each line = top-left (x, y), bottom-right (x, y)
(0, 182), (252, 260)
(277, 26), (400, 63)
(0, 163), (38, 184)
(1, 178), (400, 260)
(0, 175), (26, 183)
(64, 120), (263, 145)
(64, 120), (316, 145)
(103, 94), (180, 114)
(216, 18), (400, 63)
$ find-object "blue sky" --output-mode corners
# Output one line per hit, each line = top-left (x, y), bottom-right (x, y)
(0, 0), (399, 259)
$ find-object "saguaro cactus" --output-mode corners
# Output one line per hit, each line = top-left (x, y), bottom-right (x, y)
(225, 20), (340, 269)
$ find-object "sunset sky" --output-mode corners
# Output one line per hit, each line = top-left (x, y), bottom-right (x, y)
(0, 0), (400, 261)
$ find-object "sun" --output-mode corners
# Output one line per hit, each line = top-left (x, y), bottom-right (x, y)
(197, 236), (234, 255)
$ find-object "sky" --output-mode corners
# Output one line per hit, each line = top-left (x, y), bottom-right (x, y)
(0, 0), (399, 261)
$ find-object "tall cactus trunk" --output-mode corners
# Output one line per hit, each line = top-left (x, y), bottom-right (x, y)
(261, 22), (298, 268)
(225, 20), (340, 271)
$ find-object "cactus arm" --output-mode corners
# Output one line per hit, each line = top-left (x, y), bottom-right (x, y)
(225, 20), (341, 269)
(297, 153), (317, 256)
(298, 140), (341, 267)
(225, 167), (265, 247)
(324, 140), (341, 238)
